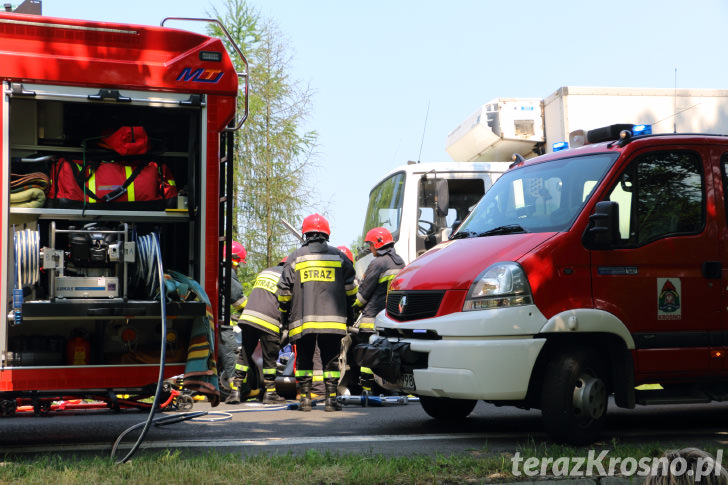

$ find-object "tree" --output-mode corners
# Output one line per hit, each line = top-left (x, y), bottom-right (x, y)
(209, 0), (318, 284)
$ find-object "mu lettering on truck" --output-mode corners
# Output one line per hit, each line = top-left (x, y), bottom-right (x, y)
(176, 67), (224, 83)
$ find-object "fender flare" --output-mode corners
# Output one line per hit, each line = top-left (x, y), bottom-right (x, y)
(539, 308), (635, 349)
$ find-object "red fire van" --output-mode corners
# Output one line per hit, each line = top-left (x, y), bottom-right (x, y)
(366, 124), (728, 444)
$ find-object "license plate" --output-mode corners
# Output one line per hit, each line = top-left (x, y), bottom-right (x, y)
(400, 372), (416, 391)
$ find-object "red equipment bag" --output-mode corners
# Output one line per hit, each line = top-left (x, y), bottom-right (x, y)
(48, 158), (178, 209)
(47, 126), (178, 209)
(97, 126), (150, 156)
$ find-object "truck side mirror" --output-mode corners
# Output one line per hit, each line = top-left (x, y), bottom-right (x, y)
(435, 179), (449, 217)
(582, 201), (619, 249)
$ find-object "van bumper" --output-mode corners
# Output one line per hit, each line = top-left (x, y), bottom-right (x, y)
(371, 308), (547, 401)
(405, 337), (544, 400)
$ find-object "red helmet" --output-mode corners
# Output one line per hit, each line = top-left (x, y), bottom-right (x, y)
(337, 246), (354, 262)
(365, 227), (394, 250)
(224, 241), (247, 266)
(301, 213), (330, 237)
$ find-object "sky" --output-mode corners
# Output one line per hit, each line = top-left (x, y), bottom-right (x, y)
(41, 0), (728, 248)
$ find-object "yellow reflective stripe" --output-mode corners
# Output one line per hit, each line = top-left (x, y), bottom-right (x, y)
(323, 371), (341, 379)
(295, 260), (342, 270)
(253, 272), (281, 293)
(240, 314), (281, 334)
(125, 165), (135, 201)
(233, 296), (247, 310)
(346, 287), (358, 296)
(359, 322), (375, 330)
(360, 367), (373, 374)
(235, 364), (250, 372)
(278, 294), (292, 302)
(295, 370), (314, 377)
(378, 274), (396, 284)
(288, 321), (347, 337)
(263, 368), (276, 376)
(87, 168), (96, 202)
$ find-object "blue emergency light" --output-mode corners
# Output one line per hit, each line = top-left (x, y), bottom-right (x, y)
(552, 141), (569, 152)
(631, 124), (652, 136)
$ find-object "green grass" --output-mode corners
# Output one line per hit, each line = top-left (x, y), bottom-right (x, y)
(0, 441), (720, 484)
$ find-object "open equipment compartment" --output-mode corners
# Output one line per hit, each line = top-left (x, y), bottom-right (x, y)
(0, 12), (245, 403)
(6, 86), (203, 373)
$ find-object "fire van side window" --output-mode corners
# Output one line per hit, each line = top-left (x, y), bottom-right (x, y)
(607, 151), (704, 247)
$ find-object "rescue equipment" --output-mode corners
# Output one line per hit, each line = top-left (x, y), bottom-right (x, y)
(98, 126), (150, 156)
(336, 394), (413, 407)
(353, 337), (411, 383)
(48, 157), (177, 208)
(66, 336), (90, 366)
(48, 125), (177, 208)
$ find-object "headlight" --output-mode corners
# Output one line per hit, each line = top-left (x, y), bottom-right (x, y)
(463, 262), (533, 311)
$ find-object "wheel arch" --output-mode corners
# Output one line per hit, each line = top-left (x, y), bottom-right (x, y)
(539, 308), (635, 350)
(525, 332), (635, 410)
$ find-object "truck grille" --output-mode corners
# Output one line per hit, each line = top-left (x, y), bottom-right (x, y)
(386, 291), (445, 321)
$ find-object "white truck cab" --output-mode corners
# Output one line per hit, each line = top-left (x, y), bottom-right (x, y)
(355, 161), (511, 278)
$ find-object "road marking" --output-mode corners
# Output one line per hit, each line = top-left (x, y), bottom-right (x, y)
(7, 432), (519, 454)
(6, 427), (726, 455)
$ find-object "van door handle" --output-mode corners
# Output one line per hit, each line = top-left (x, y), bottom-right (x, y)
(702, 261), (721, 279)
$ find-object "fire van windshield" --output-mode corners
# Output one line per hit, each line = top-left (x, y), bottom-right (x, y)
(453, 153), (618, 237)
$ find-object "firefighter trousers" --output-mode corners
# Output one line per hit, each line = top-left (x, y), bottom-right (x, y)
(234, 325), (281, 388)
(295, 333), (343, 390)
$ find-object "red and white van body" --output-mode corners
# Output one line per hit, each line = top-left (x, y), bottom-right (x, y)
(374, 128), (728, 443)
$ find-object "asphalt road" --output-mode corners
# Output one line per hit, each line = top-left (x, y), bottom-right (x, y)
(2, 397), (728, 460)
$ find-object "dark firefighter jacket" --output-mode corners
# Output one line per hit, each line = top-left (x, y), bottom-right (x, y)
(355, 246), (404, 331)
(277, 239), (357, 342)
(239, 265), (285, 336)
(228, 269), (247, 325)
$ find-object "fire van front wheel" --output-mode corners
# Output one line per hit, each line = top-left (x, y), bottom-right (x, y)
(541, 348), (608, 445)
(420, 395), (477, 421)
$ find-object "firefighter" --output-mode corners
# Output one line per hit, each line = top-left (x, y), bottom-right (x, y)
(353, 227), (404, 392)
(221, 241), (250, 404)
(337, 245), (355, 264)
(226, 258), (288, 405)
(277, 213), (357, 412)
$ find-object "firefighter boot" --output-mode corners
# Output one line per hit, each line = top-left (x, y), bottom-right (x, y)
(324, 380), (342, 412)
(360, 367), (376, 396)
(298, 381), (312, 412)
(224, 378), (243, 405)
(262, 378), (286, 404)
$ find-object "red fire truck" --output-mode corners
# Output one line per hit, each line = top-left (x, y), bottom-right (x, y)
(0, 7), (247, 414)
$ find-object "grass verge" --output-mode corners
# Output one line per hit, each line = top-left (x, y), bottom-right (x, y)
(0, 440), (721, 484)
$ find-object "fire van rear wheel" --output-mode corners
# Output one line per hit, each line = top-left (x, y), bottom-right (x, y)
(420, 395), (477, 421)
(541, 348), (608, 445)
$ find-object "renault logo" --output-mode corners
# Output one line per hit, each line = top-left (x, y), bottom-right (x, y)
(398, 295), (408, 314)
